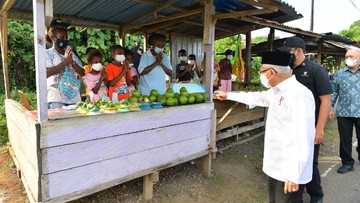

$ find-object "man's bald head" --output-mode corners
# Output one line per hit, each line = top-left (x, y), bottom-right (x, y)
(345, 49), (360, 69)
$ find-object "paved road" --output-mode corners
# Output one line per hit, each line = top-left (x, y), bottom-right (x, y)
(315, 141), (360, 203)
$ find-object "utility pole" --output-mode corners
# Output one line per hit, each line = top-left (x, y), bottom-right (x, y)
(310, 0), (314, 31)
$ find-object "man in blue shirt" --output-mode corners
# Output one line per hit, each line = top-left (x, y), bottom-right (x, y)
(329, 49), (360, 174)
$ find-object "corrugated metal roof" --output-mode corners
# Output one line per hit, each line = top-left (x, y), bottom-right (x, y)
(4, 0), (303, 39)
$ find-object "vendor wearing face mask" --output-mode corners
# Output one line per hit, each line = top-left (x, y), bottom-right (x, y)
(219, 49), (234, 92)
(215, 51), (316, 202)
(138, 33), (173, 95)
(277, 36), (332, 203)
(175, 49), (193, 82)
(105, 45), (133, 101)
(46, 27), (84, 109)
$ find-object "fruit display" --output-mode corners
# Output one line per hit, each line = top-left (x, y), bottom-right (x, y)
(74, 87), (210, 116)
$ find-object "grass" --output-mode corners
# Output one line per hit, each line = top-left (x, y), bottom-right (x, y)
(0, 88), (37, 146)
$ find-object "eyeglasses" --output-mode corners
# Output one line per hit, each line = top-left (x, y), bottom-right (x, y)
(258, 68), (277, 75)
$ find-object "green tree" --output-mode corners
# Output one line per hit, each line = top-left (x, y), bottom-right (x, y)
(339, 20), (360, 41)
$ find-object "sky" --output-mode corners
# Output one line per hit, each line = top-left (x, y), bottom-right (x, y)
(251, 0), (360, 38)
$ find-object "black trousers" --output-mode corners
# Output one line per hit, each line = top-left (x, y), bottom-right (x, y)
(337, 117), (360, 165)
(305, 144), (324, 202)
(268, 176), (305, 203)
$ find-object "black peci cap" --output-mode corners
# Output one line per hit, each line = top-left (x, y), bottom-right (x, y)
(262, 51), (292, 66)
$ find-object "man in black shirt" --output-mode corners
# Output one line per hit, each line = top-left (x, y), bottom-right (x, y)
(131, 39), (143, 72)
(278, 37), (333, 203)
(176, 49), (193, 82)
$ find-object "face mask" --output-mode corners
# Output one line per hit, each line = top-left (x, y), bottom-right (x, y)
(91, 63), (103, 71)
(289, 53), (296, 68)
(129, 63), (134, 67)
(115, 54), (126, 63)
(345, 58), (358, 68)
(179, 56), (187, 61)
(56, 39), (68, 49)
(154, 47), (164, 54)
(260, 70), (272, 88)
(227, 55), (233, 60)
(188, 60), (195, 65)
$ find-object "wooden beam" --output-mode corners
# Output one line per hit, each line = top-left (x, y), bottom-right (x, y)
(245, 31), (252, 83)
(203, 0), (216, 101)
(143, 173), (154, 201)
(238, 0), (279, 12)
(0, 11), (10, 98)
(267, 27), (274, 51)
(45, 0), (53, 27)
(1, 0), (15, 12)
(124, 8), (203, 30)
(183, 20), (231, 32)
(240, 16), (323, 38)
(126, 0), (179, 25)
(214, 9), (274, 20)
(132, 0), (186, 12)
(33, 0), (48, 122)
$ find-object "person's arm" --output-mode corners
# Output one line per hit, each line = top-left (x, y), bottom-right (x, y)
(315, 94), (331, 144)
(47, 58), (71, 78)
(109, 64), (128, 87)
(216, 89), (272, 107)
(91, 71), (107, 94)
(140, 51), (162, 75)
(194, 64), (202, 78)
(159, 61), (173, 77)
(69, 50), (85, 76)
(328, 71), (339, 121)
(176, 64), (190, 79)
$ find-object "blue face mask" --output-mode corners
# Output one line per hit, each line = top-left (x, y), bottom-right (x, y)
(56, 38), (68, 49)
(154, 47), (164, 54)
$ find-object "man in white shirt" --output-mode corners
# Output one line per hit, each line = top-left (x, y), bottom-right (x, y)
(215, 51), (315, 202)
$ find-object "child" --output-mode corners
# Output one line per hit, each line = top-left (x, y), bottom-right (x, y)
(105, 45), (132, 101)
(188, 54), (202, 84)
(83, 47), (97, 97)
(84, 49), (109, 102)
(125, 49), (139, 94)
(175, 49), (193, 82)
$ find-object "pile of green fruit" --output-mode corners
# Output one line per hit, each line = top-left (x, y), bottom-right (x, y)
(129, 87), (210, 107)
(238, 85), (268, 92)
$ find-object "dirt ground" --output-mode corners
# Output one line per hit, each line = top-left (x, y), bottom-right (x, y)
(0, 120), (340, 203)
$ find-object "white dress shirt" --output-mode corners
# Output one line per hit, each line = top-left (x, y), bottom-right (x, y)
(227, 75), (315, 184)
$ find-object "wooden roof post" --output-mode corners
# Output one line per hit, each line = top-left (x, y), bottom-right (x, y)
(317, 42), (322, 64)
(118, 28), (125, 47)
(203, 0), (216, 101)
(144, 31), (148, 50)
(45, 0), (53, 27)
(33, 0), (48, 122)
(245, 31), (252, 83)
(0, 11), (10, 98)
(267, 28), (275, 51)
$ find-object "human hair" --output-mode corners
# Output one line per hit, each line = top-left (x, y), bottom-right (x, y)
(85, 47), (97, 63)
(110, 45), (124, 53)
(189, 54), (196, 60)
(148, 33), (166, 46)
(87, 49), (102, 64)
(124, 48), (133, 58)
(49, 27), (67, 38)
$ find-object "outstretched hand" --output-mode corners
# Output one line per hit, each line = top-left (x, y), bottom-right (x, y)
(214, 90), (227, 100)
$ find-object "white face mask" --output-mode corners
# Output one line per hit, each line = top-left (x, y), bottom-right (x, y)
(345, 58), (358, 68)
(115, 54), (126, 63)
(129, 63), (134, 67)
(91, 63), (103, 71)
(260, 71), (272, 88)
(227, 55), (233, 60)
(188, 60), (195, 65)
(179, 56), (187, 62)
(154, 47), (164, 54)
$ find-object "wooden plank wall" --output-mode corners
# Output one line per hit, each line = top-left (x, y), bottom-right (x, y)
(40, 103), (214, 202)
(5, 99), (41, 202)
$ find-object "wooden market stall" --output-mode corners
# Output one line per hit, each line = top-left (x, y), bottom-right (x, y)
(1, 0), (305, 202)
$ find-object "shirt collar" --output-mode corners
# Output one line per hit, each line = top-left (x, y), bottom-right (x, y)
(345, 66), (360, 73)
(274, 75), (296, 92)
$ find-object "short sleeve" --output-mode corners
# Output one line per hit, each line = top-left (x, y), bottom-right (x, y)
(46, 50), (54, 68)
(314, 65), (333, 96)
(138, 54), (148, 74)
(130, 67), (137, 77)
(163, 54), (173, 70)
